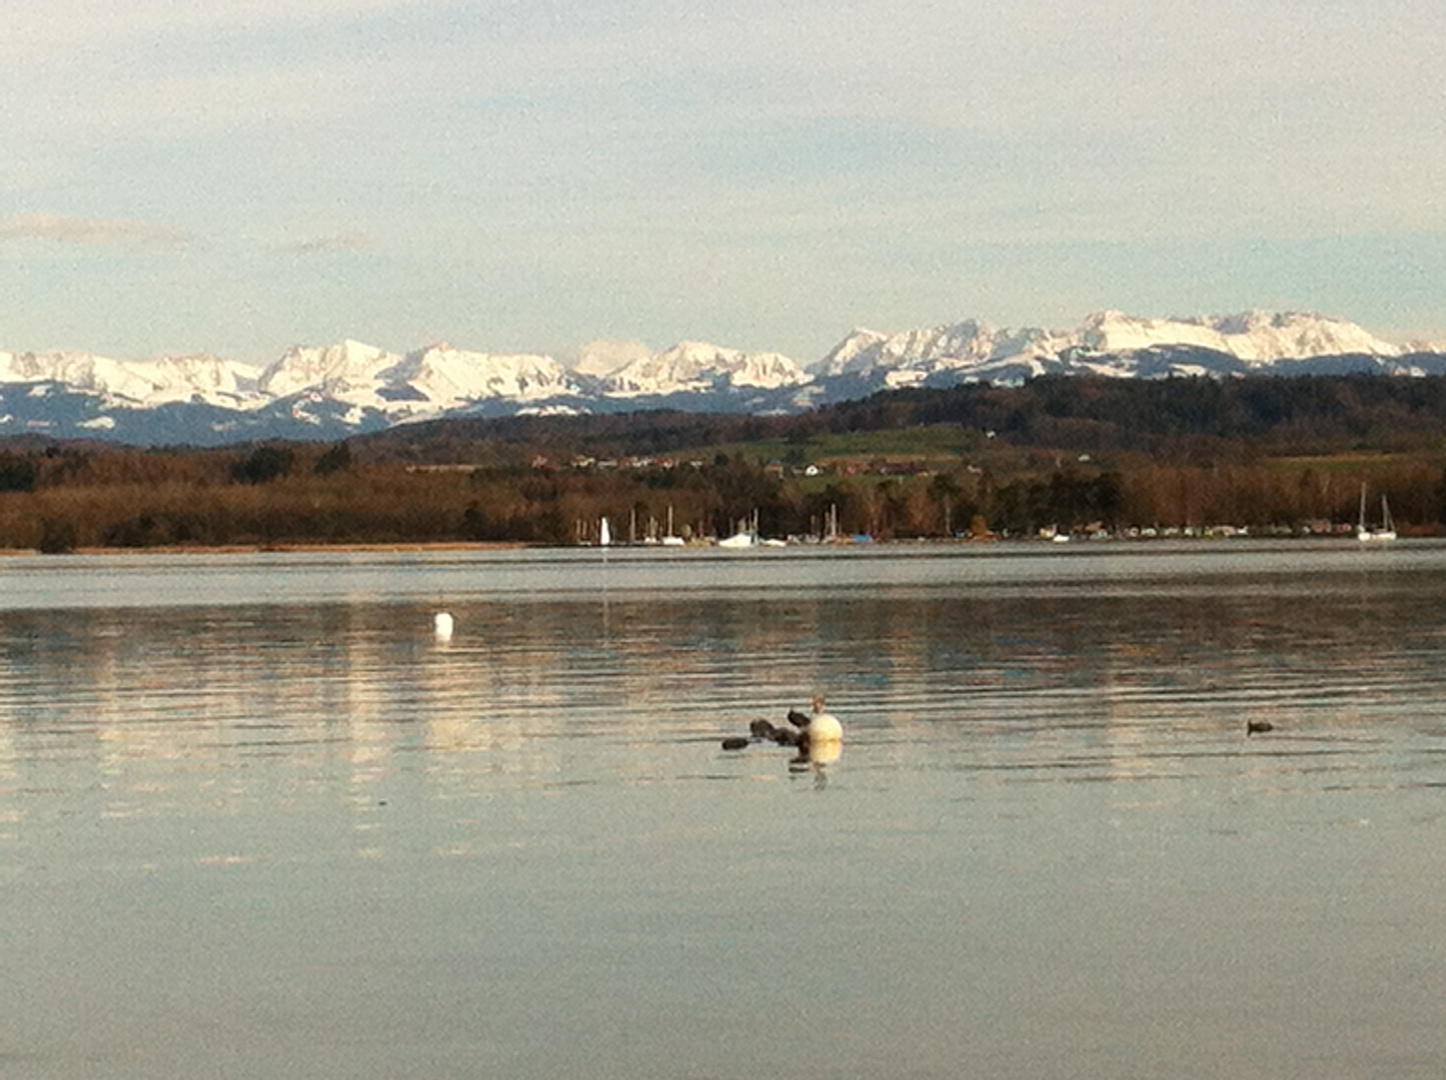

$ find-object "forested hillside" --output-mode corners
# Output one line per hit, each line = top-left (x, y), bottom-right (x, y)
(2, 375), (1445, 550)
(362, 373), (1446, 461)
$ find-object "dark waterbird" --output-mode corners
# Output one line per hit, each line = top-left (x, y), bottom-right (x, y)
(1246, 719), (1274, 735)
(724, 717), (802, 749)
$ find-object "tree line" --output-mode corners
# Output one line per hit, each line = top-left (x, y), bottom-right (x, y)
(2, 374), (1446, 550)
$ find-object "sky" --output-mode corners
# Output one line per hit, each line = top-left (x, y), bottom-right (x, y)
(2, 0), (1444, 366)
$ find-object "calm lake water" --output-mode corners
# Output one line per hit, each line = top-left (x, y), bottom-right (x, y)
(3, 541), (1446, 1080)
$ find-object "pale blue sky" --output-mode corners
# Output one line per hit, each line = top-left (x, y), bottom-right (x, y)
(3, 0), (1444, 364)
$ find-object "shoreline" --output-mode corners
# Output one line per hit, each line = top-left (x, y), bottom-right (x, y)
(0, 541), (531, 557)
(0, 532), (1420, 558)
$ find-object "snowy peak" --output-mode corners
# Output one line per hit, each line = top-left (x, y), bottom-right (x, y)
(1079, 310), (1401, 363)
(385, 344), (583, 406)
(602, 341), (809, 396)
(815, 328), (889, 376)
(815, 321), (1069, 383)
(0, 347), (257, 407)
(120, 354), (259, 405)
(816, 309), (1406, 385)
(257, 339), (399, 399)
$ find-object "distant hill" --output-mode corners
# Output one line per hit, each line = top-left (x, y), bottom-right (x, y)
(354, 373), (1446, 466)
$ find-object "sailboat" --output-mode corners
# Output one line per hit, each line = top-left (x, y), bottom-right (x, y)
(718, 510), (759, 548)
(1357, 484), (1396, 543)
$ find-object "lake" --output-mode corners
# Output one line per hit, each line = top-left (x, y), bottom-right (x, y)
(3, 540), (1446, 1079)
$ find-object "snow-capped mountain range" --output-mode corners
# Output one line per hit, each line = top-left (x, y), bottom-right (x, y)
(3, 310), (1444, 445)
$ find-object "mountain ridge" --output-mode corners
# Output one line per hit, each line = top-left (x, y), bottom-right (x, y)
(4, 310), (1444, 445)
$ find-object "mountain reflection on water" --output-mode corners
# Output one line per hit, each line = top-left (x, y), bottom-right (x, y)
(2, 541), (1446, 1080)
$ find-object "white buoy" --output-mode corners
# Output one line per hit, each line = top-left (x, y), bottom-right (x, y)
(806, 694), (843, 745)
(433, 611), (454, 641)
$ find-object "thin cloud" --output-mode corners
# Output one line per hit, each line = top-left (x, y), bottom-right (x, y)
(0, 212), (190, 252)
(280, 231), (376, 254)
